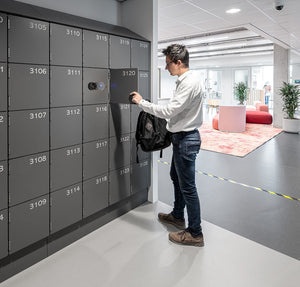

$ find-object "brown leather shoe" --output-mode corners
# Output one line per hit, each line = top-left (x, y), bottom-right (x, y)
(158, 212), (186, 230)
(169, 230), (204, 247)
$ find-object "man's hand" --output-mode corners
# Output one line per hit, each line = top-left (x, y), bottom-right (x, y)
(130, 91), (143, 104)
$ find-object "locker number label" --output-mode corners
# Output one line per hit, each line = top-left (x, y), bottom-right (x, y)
(66, 147), (81, 156)
(29, 198), (47, 210)
(66, 108), (81, 116)
(120, 39), (130, 46)
(29, 111), (47, 120)
(122, 70), (136, 77)
(66, 185), (80, 196)
(96, 34), (108, 41)
(96, 175), (108, 185)
(66, 28), (81, 37)
(96, 140), (108, 149)
(29, 155), (47, 165)
(67, 69), (81, 76)
(0, 115), (4, 123)
(29, 22), (47, 31)
(96, 106), (107, 113)
(120, 136), (129, 143)
(0, 66), (4, 73)
(120, 167), (130, 175)
(29, 67), (47, 75)
(139, 42), (148, 49)
(0, 16), (4, 24)
(0, 214), (4, 221)
(0, 165), (4, 173)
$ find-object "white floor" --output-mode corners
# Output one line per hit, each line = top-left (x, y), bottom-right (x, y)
(1, 201), (299, 287)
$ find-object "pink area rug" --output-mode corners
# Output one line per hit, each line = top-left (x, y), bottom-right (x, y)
(199, 121), (283, 157)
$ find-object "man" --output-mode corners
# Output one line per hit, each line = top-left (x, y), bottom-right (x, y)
(131, 44), (204, 247)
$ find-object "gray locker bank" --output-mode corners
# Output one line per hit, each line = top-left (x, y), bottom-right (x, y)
(0, 0), (151, 282)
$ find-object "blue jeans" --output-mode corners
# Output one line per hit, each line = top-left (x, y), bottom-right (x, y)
(170, 129), (202, 237)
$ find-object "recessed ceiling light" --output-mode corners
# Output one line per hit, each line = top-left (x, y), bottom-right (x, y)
(226, 8), (241, 14)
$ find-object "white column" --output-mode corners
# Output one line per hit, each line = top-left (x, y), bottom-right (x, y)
(273, 44), (289, 128)
(121, 0), (158, 203)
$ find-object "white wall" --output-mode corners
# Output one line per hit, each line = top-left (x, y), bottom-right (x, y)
(15, 0), (121, 25)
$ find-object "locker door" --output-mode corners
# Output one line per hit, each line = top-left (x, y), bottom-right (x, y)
(50, 183), (82, 234)
(9, 109), (49, 158)
(131, 40), (150, 71)
(9, 152), (49, 206)
(109, 166), (130, 205)
(0, 209), (8, 259)
(109, 103), (130, 137)
(109, 36), (131, 68)
(0, 63), (7, 111)
(0, 13), (7, 62)
(109, 135), (130, 171)
(83, 30), (108, 68)
(83, 104), (108, 142)
(83, 68), (109, 104)
(83, 174), (108, 218)
(8, 64), (49, 110)
(131, 160), (151, 194)
(130, 104), (142, 133)
(0, 112), (7, 160)
(130, 132), (150, 164)
(50, 24), (82, 66)
(50, 66), (82, 107)
(110, 68), (138, 103)
(83, 139), (109, 180)
(0, 161), (7, 210)
(9, 194), (49, 253)
(8, 16), (49, 64)
(50, 106), (82, 149)
(50, 145), (82, 192)
(139, 71), (150, 100)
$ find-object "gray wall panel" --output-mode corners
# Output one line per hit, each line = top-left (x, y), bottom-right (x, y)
(9, 152), (49, 206)
(0, 13), (7, 62)
(50, 106), (82, 149)
(83, 104), (108, 142)
(9, 109), (49, 158)
(50, 145), (82, 191)
(50, 66), (82, 107)
(83, 139), (109, 180)
(83, 30), (108, 68)
(0, 161), (7, 210)
(0, 63), (7, 111)
(50, 183), (82, 234)
(0, 208), (8, 259)
(50, 23), (82, 66)
(9, 194), (49, 253)
(8, 64), (49, 110)
(8, 16), (49, 64)
(83, 174), (108, 218)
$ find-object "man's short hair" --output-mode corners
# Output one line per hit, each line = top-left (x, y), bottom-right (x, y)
(162, 44), (189, 68)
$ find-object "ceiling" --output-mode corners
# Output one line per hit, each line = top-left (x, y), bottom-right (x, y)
(157, 0), (300, 68)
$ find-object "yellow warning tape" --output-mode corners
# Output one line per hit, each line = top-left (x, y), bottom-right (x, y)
(157, 159), (300, 203)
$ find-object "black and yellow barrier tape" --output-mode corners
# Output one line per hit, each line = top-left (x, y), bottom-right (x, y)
(157, 159), (300, 203)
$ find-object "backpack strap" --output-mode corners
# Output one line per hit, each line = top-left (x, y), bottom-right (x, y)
(160, 149), (163, 158)
(136, 143), (140, 163)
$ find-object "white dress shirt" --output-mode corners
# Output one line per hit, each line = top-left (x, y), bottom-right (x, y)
(138, 70), (203, 133)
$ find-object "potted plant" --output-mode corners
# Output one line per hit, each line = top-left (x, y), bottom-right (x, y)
(234, 82), (248, 105)
(279, 81), (300, 133)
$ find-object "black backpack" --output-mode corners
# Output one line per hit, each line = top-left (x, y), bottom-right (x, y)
(135, 111), (171, 162)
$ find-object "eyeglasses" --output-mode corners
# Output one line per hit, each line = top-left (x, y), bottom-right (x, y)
(165, 61), (173, 66)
